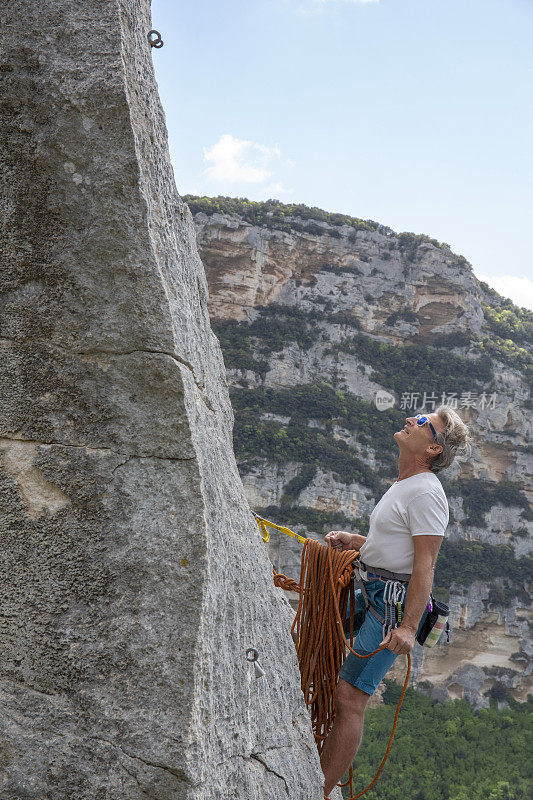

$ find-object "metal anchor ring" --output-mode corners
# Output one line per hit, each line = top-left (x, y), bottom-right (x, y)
(245, 647), (259, 663)
(148, 30), (164, 48)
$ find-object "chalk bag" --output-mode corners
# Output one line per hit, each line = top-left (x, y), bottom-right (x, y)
(416, 597), (450, 648)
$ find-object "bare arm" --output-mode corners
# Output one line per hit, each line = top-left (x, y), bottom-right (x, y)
(380, 535), (442, 654)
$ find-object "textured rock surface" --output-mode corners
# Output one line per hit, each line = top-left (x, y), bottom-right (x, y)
(0, 3), (326, 798)
(187, 200), (532, 706)
(195, 211), (484, 342)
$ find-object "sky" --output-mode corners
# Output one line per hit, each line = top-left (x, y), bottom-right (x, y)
(151, 0), (533, 311)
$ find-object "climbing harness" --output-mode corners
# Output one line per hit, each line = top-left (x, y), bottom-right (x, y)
(254, 513), (411, 800)
(356, 558), (450, 648)
(354, 559), (409, 640)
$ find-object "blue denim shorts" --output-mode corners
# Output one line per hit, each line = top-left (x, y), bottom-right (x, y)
(338, 580), (404, 696)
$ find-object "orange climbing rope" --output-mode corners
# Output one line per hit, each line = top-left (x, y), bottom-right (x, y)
(272, 536), (411, 800)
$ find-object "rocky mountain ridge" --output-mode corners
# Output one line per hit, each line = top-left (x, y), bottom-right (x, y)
(185, 194), (532, 707)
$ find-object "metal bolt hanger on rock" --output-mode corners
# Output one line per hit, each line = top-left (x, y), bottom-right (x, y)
(245, 647), (265, 679)
(148, 29), (164, 48)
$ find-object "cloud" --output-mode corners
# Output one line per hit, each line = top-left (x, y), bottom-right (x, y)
(251, 181), (295, 200)
(264, 181), (293, 195)
(202, 134), (282, 183)
(475, 272), (533, 312)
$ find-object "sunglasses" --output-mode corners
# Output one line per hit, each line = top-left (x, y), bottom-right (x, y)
(415, 414), (439, 441)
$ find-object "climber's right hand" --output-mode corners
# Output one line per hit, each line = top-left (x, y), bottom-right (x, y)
(325, 530), (355, 551)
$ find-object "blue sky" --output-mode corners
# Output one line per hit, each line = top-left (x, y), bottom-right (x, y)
(151, 0), (533, 310)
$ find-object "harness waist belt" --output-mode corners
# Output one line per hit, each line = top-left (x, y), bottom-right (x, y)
(358, 560), (411, 583)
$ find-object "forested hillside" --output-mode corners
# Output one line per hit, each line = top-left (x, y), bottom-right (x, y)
(348, 683), (532, 800)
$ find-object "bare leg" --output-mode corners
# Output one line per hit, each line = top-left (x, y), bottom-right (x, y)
(320, 679), (370, 798)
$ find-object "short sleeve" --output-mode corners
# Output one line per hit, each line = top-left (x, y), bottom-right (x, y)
(407, 491), (449, 537)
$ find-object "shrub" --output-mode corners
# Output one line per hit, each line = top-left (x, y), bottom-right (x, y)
(474, 334), (532, 383)
(261, 504), (370, 537)
(432, 331), (474, 349)
(325, 334), (493, 396)
(280, 465), (317, 506)
(211, 319), (269, 377)
(183, 195), (391, 236)
(352, 684), (533, 800)
(434, 540), (532, 600)
(397, 231), (449, 262)
(321, 262), (363, 276)
(483, 304), (533, 346)
(442, 478), (531, 526)
(233, 411), (384, 494)
(385, 310), (418, 326)
(230, 382), (405, 471)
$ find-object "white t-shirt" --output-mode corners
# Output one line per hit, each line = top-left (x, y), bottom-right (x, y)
(358, 472), (449, 575)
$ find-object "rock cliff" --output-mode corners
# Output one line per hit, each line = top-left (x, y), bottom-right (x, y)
(185, 195), (533, 707)
(0, 6), (326, 799)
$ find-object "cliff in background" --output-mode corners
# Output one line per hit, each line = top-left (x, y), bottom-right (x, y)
(185, 194), (533, 707)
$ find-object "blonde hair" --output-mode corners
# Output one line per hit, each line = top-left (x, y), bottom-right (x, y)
(430, 405), (472, 473)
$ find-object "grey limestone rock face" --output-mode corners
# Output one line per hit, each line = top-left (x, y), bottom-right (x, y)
(0, 2), (325, 798)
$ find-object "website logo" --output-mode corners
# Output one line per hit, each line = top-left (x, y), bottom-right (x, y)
(374, 390), (395, 411)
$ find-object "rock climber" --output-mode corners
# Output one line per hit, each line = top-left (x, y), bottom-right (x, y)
(320, 405), (470, 797)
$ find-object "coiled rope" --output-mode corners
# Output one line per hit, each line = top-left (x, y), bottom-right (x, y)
(273, 536), (411, 799)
